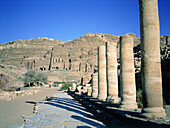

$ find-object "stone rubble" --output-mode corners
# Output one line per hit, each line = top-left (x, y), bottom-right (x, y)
(0, 88), (42, 102)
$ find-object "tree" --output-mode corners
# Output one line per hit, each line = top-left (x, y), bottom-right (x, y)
(24, 70), (48, 86)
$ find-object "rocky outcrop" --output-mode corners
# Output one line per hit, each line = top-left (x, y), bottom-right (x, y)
(0, 73), (12, 89)
(1, 33), (168, 74)
(0, 33), (120, 72)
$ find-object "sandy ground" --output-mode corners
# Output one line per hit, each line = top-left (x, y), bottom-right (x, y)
(0, 87), (62, 128)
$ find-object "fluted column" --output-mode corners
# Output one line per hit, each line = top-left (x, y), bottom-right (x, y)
(106, 41), (120, 103)
(139, 0), (166, 118)
(119, 34), (137, 110)
(98, 46), (107, 100)
(92, 73), (98, 98)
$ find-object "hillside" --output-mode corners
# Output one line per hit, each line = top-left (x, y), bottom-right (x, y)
(0, 33), (141, 71)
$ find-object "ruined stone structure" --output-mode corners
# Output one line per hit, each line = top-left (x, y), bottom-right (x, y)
(97, 46), (107, 101)
(87, 86), (92, 96)
(92, 73), (98, 98)
(71, 83), (76, 91)
(106, 41), (120, 103)
(119, 34), (137, 110)
(167, 36), (170, 46)
(139, 0), (166, 118)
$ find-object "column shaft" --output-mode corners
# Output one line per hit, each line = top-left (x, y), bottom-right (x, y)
(120, 34), (137, 110)
(87, 86), (92, 96)
(71, 83), (76, 91)
(106, 41), (120, 103)
(98, 46), (107, 100)
(139, 0), (166, 118)
(92, 73), (98, 98)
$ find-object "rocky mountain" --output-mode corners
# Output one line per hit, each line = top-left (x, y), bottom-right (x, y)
(0, 33), (170, 102)
(0, 33), (169, 74)
(0, 33), (141, 72)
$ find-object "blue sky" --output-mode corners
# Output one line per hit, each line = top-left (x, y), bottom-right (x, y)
(0, 0), (169, 44)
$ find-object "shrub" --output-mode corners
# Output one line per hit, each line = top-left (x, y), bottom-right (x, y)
(60, 82), (73, 91)
(136, 88), (143, 108)
(36, 73), (48, 84)
(24, 70), (48, 86)
(24, 70), (36, 85)
(16, 77), (24, 82)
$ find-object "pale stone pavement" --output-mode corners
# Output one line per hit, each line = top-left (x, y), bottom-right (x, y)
(9, 92), (106, 128)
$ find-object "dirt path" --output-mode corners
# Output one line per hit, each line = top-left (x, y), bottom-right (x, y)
(0, 87), (62, 128)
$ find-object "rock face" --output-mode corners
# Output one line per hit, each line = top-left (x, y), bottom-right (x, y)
(1, 33), (169, 74)
(0, 33), (119, 72)
(0, 38), (62, 69)
(0, 73), (12, 89)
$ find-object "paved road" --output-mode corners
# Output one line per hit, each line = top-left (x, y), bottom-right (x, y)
(10, 92), (106, 128)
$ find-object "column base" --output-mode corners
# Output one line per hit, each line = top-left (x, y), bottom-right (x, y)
(97, 94), (107, 101)
(120, 102), (138, 110)
(87, 92), (92, 96)
(92, 93), (98, 98)
(141, 107), (166, 119)
(106, 96), (121, 104)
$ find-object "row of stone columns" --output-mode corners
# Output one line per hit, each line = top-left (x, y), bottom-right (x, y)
(92, 0), (166, 119)
(93, 35), (137, 110)
(91, 34), (165, 119)
(72, 0), (165, 119)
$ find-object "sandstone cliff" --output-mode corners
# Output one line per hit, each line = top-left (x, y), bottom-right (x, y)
(0, 33), (169, 74)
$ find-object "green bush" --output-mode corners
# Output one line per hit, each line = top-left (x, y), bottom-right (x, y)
(24, 70), (48, 86)
(136, 88), (143, 108)
(53, 81), (62, 84)
(16, 77), (24, 82)
(60, 82), (73, 91)
(36, 73), (48, 84)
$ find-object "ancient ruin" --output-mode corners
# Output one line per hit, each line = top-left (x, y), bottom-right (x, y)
(106, 41), (120, 103)
(91, 73), (98, 98)
(139, 0), (166, 118)
(119, 34), (137, 110)
(97, 46), (107, 101)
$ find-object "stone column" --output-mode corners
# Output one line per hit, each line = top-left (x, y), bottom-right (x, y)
(82, 86), (87, 93)
(139, 0), (166, 118)
(92, 73), (98, 98)
(87, 86), (92, 96)
(71, 83), (76, 91)
(98, 46), (107, 100)
(106, 41), (120, 103)
(119, 34), (137, 110)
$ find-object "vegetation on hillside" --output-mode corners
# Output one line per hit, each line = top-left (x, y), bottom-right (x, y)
(58, 82), (77, 91)
(24, 70), (48, 86)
